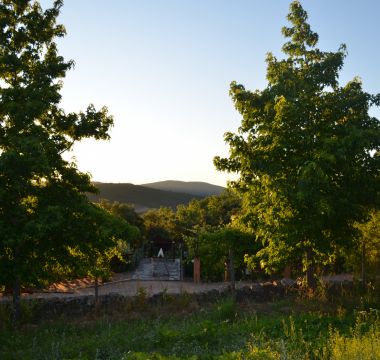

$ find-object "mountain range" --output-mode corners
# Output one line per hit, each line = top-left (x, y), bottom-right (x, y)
(89, 181), (225, 213)
(142, 180), (224, 197)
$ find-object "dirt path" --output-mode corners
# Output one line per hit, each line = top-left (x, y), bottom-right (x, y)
(0, 273), (353, 302)
(0, 280), (237, 302)
(0, 269), (236, 301)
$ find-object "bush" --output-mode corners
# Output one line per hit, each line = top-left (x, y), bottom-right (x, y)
(212, 297), (237, 322)
(329, 309), (380, 360)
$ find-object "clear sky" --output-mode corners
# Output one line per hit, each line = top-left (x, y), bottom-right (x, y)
(40, 0), (380, 187)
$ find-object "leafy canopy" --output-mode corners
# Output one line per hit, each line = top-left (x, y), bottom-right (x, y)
(214, 1), (380, 273)
(0, 0), (124, 289)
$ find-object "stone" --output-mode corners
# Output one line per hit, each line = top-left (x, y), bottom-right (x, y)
(280, 278), (297, 287)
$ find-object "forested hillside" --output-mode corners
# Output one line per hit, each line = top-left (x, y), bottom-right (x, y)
(142, 180), (225, 197)
(89, 182), (203, 212)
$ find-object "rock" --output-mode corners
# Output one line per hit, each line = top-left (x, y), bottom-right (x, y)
(280, 278), (297, 287)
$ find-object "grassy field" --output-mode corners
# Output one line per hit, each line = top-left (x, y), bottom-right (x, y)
(1, 295), (379, 359)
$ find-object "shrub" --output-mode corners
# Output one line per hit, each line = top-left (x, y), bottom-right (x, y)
(329, 309), (380, 360)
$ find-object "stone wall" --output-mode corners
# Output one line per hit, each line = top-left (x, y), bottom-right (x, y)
(0, 281), (354, 322)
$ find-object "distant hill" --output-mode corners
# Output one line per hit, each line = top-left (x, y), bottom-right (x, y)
(88, 182), (203, 213)
(142, 180), (225, 197)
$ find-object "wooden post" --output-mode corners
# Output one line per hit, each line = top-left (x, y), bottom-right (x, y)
(283, 266), (292, 279)
(229, 248), (235, 292)
(12, 279), (21, 328)
(193, 257), (201, 283)
(305, 249), (316, 290)
(94, 276), (99, 309)
(179, 243), (183, 281)
(361, 240), (366, 289)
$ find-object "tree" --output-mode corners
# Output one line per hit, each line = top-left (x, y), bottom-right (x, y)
(143, 207), (180, 256)
(0, 0), (118, 323)
(184, 227), (256, 282)
(352, 210), (380, 283)
(98, 200), (145, 248)
(214, 1), (380, 288)
(177, 191), (253, 282)
(69, 203), (138, 306)
(176, 190), (242, 231)
(97, 200), (142, 272)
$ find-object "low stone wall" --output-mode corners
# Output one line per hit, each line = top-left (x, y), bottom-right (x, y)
(0, 283), (288, 321)
(0, 281), (354, 321)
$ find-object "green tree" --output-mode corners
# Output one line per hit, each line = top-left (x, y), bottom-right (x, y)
(177, 191), (250, 282)
(0, 0), (118, 323)
(70, 203), (138, 305)
(97, 200), (143, 272)
(143, 207), (180, 256)
(98, 200), (145, 248)
(352, 210), (380, 283)
(184, 227), (255, 282)
(176, 190), (241, 231)
(214, 1), (380, 288)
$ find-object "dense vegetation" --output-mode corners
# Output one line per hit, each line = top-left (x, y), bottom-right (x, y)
(88, 182), (205, 213)
(214, 1), (380, 288)
(0, 0), (137, 323)
(1, 296), (380, 359)
(142, 181), (225, 197)
(0, 4), (379, 360)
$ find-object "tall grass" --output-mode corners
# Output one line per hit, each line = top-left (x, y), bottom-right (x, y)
(0, 299), (379, 359)
(329, 309), (380, 360)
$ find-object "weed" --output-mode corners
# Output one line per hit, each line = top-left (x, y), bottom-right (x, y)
(0, 303), (10, 328)
(329, 309), (380, 360)
(133, 286), (149, 311)
(211, 297), (236, 322)
(246, 344), (280, 360)
(0, 299), (379, 359)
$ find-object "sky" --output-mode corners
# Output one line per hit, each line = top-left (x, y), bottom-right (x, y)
(39, 0), (380, 187)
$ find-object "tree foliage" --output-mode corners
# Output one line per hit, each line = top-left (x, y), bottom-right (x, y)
(351, 210), (380, 279)
(214, 1), (380, 284)
(176, 191), (254, 280)
(98, 200), (144, 248)
(176, 189), (242, 232)
(0, 0), (127, 319)
(185, 227), (256, 281)
(143, 207), (179, 246)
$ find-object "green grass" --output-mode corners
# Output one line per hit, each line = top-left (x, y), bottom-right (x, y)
(0, 298), (379, 359)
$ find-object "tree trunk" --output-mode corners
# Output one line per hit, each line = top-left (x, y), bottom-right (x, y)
(12, 279), (21, 327)
(193, 257), (201, 283)
(283, 265), (292, 279)
(361, 240), (366, 290)
(94, 276), (99, 308)
(305, 249), (317, 290)
(228, 248), (235, 293)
